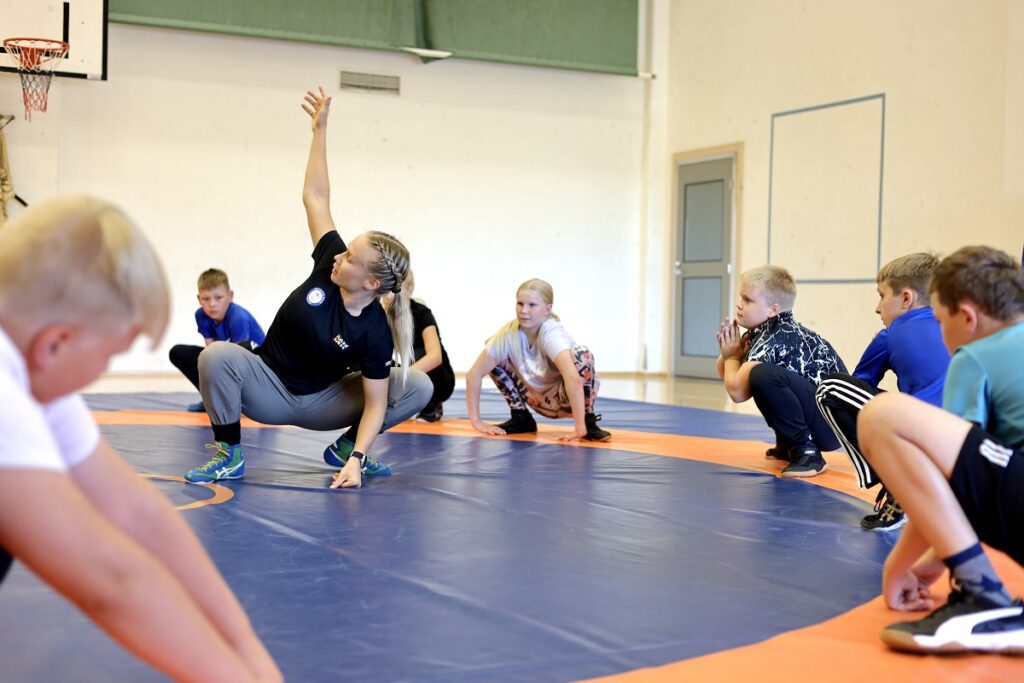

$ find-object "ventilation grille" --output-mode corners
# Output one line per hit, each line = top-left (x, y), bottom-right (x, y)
(339, 71), (400, 95)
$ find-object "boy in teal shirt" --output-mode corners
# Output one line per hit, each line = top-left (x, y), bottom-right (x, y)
(858, 245), (1024, 654)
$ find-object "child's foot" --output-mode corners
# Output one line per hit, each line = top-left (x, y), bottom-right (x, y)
(780, 446), (827, 478)
(185, 442), (244, 483)
(497, 409), (537, 434)
(582, 413), (611, 442)
(417, 404), (444, 423)
(861, 487), (907, 531)
(186, 400), (206, 413)
(881, 581), (1024, 653)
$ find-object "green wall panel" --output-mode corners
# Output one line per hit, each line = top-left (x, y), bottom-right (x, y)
(109, 0), (638, 75)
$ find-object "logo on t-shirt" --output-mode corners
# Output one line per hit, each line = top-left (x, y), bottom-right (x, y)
(306, 287), (326, 306)
(333, 335), (349, 350)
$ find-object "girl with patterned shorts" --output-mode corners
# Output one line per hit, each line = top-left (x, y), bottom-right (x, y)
(465, 279), (611, 442)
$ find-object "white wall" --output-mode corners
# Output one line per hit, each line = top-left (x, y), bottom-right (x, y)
(661, 0), (1022, 371)
(1, 24), (647, 373)
(4, 4), (1020, 380)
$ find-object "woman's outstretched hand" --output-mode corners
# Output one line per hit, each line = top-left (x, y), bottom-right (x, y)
(302, 86), (331, 131)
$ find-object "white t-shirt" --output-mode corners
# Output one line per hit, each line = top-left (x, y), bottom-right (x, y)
(487, 318), (575, 392)
(0, 325), (99, 471)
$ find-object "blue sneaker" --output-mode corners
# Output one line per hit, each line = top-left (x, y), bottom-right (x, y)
(323, 436), (354, 468)
(361, 456), (392, 477)
(323, 436), (392, 476)
(185, 442), (245, 483)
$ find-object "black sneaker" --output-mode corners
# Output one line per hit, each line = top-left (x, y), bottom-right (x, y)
(780, 446), (828, 478)
(497, 409), (537, 434)
(417, 404), (443, 423)
(861, 487), (907, 531)
(583, 413), (611, 442)
(765, 444), (791, 461)
(881, 581), (1024, 654)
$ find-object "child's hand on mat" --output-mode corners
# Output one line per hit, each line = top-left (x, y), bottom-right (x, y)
(472, 420), (507, 436)
(558, 427), (587, 442)
(330, 459), (362, 489)
(302, 86), (331, 130)
(910, 556), (946, 589)
(884, 571), (936, 612)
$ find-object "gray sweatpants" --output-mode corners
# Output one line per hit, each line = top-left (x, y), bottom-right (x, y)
(197, 341), (433, 433)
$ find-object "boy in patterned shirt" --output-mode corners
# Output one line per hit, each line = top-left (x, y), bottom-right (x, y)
(717, 265), (847, 477)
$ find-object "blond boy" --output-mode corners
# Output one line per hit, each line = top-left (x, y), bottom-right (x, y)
(716, 265), (847, 477)
(0, 196), (280, 682)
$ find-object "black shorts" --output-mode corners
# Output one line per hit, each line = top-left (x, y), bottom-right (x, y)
(0, 546), (11, 586)
(949, 425), (1024, 566)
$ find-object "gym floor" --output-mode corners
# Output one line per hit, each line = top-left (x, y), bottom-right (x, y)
(0, 379), (1020, 681)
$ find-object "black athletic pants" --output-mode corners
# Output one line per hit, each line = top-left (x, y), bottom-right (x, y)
(423, 365), (455, 414)
(748, 363), (840, 454)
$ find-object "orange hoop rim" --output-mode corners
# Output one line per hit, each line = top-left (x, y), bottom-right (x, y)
(3, 37), (69, 71)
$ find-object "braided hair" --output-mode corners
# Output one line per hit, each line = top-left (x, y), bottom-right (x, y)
(365, 230), (413, 380)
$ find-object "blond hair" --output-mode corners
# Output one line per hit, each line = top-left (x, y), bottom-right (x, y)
(877, 252), (940, 300)
(197, 268), (230, 291)
(365, 230), (413, 380)
(741, 265), (797, 310)
(0, 195), (169, 347)
(487, 278), (561, 363)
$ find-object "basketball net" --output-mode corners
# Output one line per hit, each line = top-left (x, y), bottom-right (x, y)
(3, 38), (69, 122)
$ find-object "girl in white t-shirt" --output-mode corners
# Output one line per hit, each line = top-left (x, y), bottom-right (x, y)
(466, 279), (611, 441)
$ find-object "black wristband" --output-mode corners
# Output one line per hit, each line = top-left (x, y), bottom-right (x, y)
(351, 450), (367, 467)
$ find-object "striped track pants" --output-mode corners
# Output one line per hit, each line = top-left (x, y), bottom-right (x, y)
(815, 373), (884, 489)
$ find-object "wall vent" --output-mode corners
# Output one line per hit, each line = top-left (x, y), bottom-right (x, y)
(339, 71), (400, 95)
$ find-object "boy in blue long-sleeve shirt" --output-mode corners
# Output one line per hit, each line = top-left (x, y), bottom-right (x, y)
(168, 269), (265, 412)
(815, 253), (950, 530)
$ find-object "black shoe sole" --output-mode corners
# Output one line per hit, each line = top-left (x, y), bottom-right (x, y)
(780, 463), (828, 478)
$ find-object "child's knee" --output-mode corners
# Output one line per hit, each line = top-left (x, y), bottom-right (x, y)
(168, 344), (188, 365)
(857, 393), (900, 448)
(747, 362), (776, 395)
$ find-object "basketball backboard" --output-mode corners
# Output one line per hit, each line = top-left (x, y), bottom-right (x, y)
(0, 1), (107, 80)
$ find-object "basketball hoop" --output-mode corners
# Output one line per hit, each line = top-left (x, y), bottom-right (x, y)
(3, 37), (69, 122)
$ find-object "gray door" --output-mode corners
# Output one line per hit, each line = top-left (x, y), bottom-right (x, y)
(673, 158), (733, 378)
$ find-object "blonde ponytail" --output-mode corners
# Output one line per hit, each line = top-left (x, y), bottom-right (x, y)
(365, 231), (413, 381)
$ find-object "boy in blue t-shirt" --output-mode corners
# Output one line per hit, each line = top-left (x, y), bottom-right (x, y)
(168, 269), (265, 412)
(857, 245), (1024, 655)
(815, 253), (950, 531)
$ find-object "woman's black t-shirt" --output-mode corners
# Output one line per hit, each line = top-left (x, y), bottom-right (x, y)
(256, 231), (394, 395)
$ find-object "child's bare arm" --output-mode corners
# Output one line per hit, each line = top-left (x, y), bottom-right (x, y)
(717, 321), (755, 401)
(0, 466), (269, 683)
(70, 440), (281, 681)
